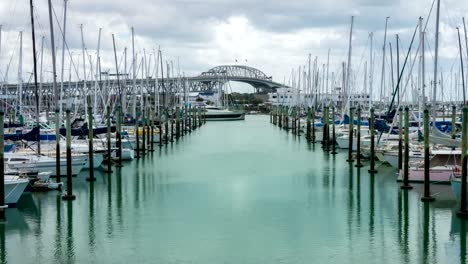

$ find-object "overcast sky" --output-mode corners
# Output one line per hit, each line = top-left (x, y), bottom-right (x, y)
(1, 0), (468, 97)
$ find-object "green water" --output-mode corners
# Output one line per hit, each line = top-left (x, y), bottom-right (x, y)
(1, 115), (467, 263)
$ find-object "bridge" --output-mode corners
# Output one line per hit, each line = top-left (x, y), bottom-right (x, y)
(0, 65), (286, 113)
(1, 65), (286, 97)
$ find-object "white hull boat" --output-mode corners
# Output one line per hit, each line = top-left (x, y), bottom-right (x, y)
(4, 176), (29, 204)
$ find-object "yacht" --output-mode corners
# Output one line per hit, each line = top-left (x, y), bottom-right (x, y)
(204, 106), (245, 121)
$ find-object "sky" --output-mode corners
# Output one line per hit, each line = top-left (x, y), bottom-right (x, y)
(0, 0), (468, 98)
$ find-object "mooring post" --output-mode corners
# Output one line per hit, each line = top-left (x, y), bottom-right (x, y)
(62, 109), (76, 200)
(116, 107), (123, 167)
(347, 107), (355, 162)
(188, 105), (192, 133)
(311, 106), (316, 143)
(401, 107), (412, 190)
(150, 113), (155, 152)
(278, 106), (283, 128)
(193, 107), (197, 130)
(55, 108), (61, 183)
(86, 105), (96, 181)
(306, 107), (311, 141)
(457, 107), (468, 218)
(324, 106), (330, 149)
(368, 108), (377, 173)
(198, 106), (202, 127)
(181, 106), (186, 136)
(164, 109), (169, 143)
(105, 105), (113, 173)
(0, 110), (6, 220)
(170, 110), (174, 143)
(285, 107), (289, 131)
(421, 108), (434, 201)
(176, 106), (180, 138)
(355, 107), (363, 167)
(135, 112), (140, 158)
(297, 108), (301, 136)
(331, 106), (337, 154)
(203, 105), (206, 124)
(452, 105), (457, 140)
(398, 107), (403, 171)
(322, 106), (327, 147)
(146, 113), (151, 149)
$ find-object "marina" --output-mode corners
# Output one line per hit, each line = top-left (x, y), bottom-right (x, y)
(0, 115), (467, 263)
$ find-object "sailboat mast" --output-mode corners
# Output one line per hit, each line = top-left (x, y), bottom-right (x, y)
(326, 49), (330, 96)
(396, 34), (400, 104)
(369, 32), (373, 109)
(59, 0), (67, 119)
(132, 27), (136, 118)
(345, 16), (354, 105)
(80, 24), (87, 117)
(463, 18), (468, 94)
(457, 28), (466, 104)
(94, 28), (101, 113)
(39, 36), (44, 113)
(380, 17), (389, 107)
(18, 31), (23, 119)
(421, 19), (426, 106)
(29, 0), (41, 154)
(433, 0), (441, 113)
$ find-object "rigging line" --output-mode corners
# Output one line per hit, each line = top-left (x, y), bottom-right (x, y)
(51, 3), (80, 81)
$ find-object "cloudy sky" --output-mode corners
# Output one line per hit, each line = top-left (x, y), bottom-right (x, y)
(0, 0), (468, 97)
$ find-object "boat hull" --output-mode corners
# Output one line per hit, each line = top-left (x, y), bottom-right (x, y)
(4, 178), (29, 204)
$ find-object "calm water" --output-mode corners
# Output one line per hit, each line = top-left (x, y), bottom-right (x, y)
(1, 115), (467, 263)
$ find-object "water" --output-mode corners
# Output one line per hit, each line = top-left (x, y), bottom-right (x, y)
(1, 115), (467, 263)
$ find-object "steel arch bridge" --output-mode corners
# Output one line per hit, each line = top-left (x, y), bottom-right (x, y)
(190, 65), (285, 93)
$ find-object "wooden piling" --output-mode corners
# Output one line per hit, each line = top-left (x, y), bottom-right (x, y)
(62, 109), (76, 200)
(86, 105), (96, 181)
(105, 105), (113, 173)
(347, 107), (355, 162)
(355, 107), (363, 167)
(368, 108), (377, 173)
(55, 108), (61, 183)
(176, 107), (180, 138)
(198, 106), (202, 127)
(322, 106), (327, 148)
(116, 107), (123, 167)
(306, 107), (311, 141)
(401, 107), (412, 190)
(188, 106), (192, 133)
(452, 105), (457, 140)
(141, 111), (146, 155)
(398, 107), (403, 171)
(0, 110), (5, 220)
(135, 113), (140, 158)
(457, 107), (468, 218)
(331, 106), (337, 155)
(311, 106), (316, 143)
(150, 113), (155, 152)
(421, 108), (434, 201)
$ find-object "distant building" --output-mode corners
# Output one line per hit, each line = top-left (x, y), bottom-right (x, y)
(268, 87), (371, 109)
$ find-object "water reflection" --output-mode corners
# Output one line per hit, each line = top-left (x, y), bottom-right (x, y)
(422, 202), (430, 264)
(0, 222), (5, 264)
(66, 200), (75, 263)
(401, 190), (410, 263)
(88, 181), (96, 254)
(54, 195), (63, 262)
(106, 169), (113, 237)
(461, 220), (467, 264)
